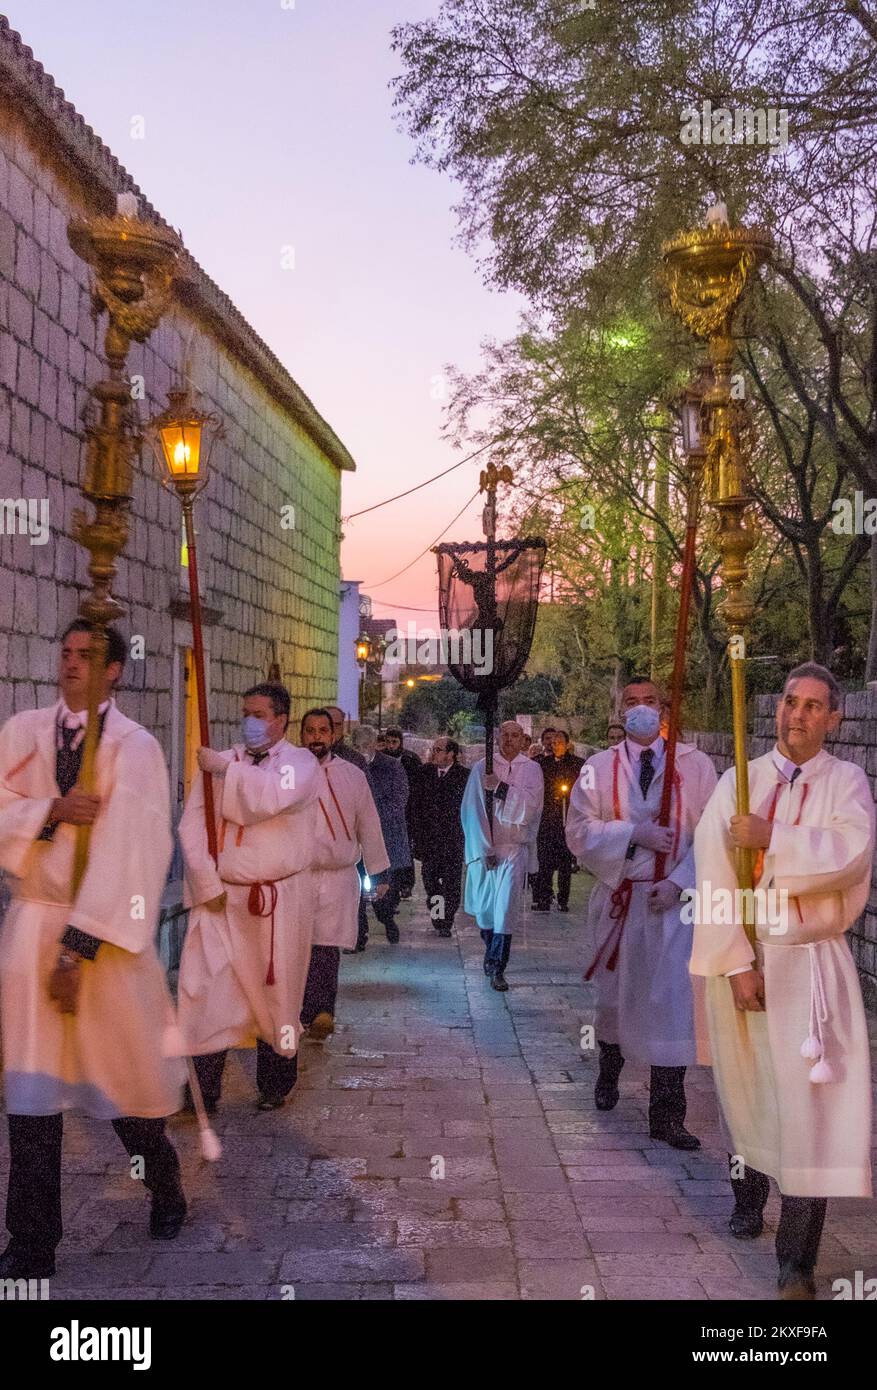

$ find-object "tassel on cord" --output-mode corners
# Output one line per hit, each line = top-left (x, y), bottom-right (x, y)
(801, 944), (835, 1085)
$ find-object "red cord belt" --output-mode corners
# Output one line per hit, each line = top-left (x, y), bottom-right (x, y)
(583, 747), (682, 982)
(220, 877), (290, 986)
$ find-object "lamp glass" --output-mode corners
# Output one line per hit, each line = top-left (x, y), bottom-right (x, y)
(160, 419), (203, 478)
(681, 399), (703, 456)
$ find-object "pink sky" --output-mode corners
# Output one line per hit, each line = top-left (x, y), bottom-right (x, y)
(9, 0), (524, 621)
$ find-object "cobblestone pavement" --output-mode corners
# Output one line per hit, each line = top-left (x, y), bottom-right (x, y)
(2, 874), (876, 1301)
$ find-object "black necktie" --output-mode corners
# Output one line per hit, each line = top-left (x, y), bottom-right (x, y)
(639, 747), (655, 799)
(250, 750), (269, 766)
(56, 724), (82, 797)
(789, 766), (801, 785)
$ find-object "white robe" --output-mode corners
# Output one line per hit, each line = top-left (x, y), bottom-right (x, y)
(691, 747), (874, 1197)
(311, 755), (389, 949)
(565, 740), (718, 1066)
(177, 740), (320, 1059)
(461, 754), (544, 935)
(0, 701), (183, 1119)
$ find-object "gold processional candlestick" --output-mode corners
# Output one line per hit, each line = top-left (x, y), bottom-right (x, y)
(67, 194), (180, 891)
(661, 206), (773, 945)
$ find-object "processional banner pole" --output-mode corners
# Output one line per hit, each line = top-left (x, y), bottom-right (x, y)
(661, 206), (773, 946)
(66, 196), (180, 894)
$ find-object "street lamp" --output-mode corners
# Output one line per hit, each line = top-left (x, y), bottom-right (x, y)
(146, 384), (223, 859)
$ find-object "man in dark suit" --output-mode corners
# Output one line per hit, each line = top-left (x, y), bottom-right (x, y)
(352, 725), (410, 945)
(413, 738), (470, 937)
(384, 727), (422, 897)
(533, 730), (584, 913)
(325, 705), (368, 771)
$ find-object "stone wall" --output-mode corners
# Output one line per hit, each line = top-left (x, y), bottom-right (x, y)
(0, 23), (353, 788)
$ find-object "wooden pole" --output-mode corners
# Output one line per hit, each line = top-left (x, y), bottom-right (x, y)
(182, 497), (218, 862)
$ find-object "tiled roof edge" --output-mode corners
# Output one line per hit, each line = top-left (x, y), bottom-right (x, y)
(0, 15), (356, 473)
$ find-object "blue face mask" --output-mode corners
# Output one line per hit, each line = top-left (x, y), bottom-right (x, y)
(241, 715), (270, 750)
(624, 704), (661, 740)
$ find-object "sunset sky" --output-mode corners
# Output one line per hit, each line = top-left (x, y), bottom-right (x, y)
(9, 0), (524, 621)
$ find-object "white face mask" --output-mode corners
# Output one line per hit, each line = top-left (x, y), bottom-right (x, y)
(623, 704), (661, 740)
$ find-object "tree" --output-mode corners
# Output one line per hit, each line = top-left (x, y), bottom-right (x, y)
(393, 0), (877, 696)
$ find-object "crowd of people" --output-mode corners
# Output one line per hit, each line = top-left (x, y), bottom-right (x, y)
(0, 625), (873, 1304)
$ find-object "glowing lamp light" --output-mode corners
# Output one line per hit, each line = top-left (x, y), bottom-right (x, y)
(147, 386), (222, 498)
(406, 678), (415, 688)
(355, 635), (372, 664)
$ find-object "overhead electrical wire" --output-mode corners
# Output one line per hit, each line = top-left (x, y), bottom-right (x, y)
(342, 439), (495, 521)
(365, 489), (481, 589)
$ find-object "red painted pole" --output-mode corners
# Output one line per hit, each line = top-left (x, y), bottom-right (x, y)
(654, 475), (701, 882)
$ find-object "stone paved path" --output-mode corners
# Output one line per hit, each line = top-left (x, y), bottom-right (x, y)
(2, 874), (876, 1300)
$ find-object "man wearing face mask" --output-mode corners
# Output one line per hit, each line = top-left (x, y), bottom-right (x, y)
(566, 677), (718, 1148)
(177, 683), (321, 1112)
(461, 721), (544, 990)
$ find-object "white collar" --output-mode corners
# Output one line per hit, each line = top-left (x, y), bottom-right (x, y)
(771, 744), (822, 782)
(58, 698), (111, 728)
(625, 735), (663, 763)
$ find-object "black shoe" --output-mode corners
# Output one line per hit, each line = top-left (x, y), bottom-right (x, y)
(0, 1242), (55, 1279)
(594, 1043), (624, 1110)
(256, 1094), (286, 1112)
(491, 971), (509, 992)
(649, 1120), (701, 1151)
(729, 1208), (765, 1240)
(435, 926), (452, 938)
(354, 939), (368, 952)
(385, 925), (400, 944)
(777, 1263), (816, 1300)
(400, 890), (412, 899)
(149, 1183), (187, 1241)
(594, 1078), (619, 1111)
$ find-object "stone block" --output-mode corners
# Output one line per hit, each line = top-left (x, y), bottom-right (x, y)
(7, 162), (33, 232)
(13, 572), (37, 634)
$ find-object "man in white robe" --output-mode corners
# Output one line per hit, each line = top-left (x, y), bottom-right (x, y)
(0, 621), (186, 1279)
(692, 662), (875, 1299)
(461, 721), (544, 992)
(299, 708), (389, 1039)
(178, 682), (320, 1111)
(565, 676), (718, 1148)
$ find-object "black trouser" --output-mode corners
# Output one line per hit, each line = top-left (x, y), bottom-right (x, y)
(597, 1043), (687, 1127)
(193, 1038), (298, 1106)
(301, 945), (340, 1024)
(533, 842), (573, 908)
(421, 853), (463, 927)
(730, 1158), (828, 1276)
(397, 862), (416, 895)
(6, 1112), (181, 1259)
(357, 871), (402, 945)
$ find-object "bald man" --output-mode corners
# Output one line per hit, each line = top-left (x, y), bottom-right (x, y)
(461, 721), (544, 991)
